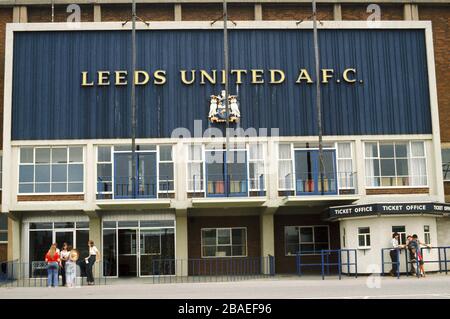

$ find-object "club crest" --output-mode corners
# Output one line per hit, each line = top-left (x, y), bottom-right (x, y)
(208, 90), (240, 123)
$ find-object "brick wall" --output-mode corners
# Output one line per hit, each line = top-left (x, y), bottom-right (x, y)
(342, 4), (403, 20)
(262, 4), (333, 21)
(102, 4), (174, 22)
(419, 6), (450, 143)
(0, 8), (12, 150)
(366, 188), (430, 195)
(17, 194), (84, 201)
(182, 4), (254, 21)
(274, 214), (340, 274)
(445, 182), (450, 201)
(28, 5), (93, 22)
(0, 243), (6, 262)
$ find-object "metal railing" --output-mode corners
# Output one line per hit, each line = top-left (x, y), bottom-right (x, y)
(0, 260), (107, 287)
(296, 249), (357, 280)
(188, 174), (265, 197)
(97, 175), (173, 199)
(279, 172), (357, 195)
(420, 246), (450, 275)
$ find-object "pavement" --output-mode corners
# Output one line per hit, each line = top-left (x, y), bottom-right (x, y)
(1, 274), (450, 299)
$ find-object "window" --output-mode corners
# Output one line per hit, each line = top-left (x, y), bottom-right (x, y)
(248, 143), (265, 191)
(19, 147), (84, 194)
(0, 214), (7, 243)
(201, 227), (247, 257)
(97, 146), (112, 195)
(364, 141), (427, 187)
(285, 226), (329, 255)
(337, 143), (354, 189)
(158, 145), (174, 192)
(278, 144), (294, 190)
(392, 226), (406, 245)
(358, 227), (371, 248)
(443, 149), (450, 181)
(424, 225), (431, 245)
(187, 144), (204, 192)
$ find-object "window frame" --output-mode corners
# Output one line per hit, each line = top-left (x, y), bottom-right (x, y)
(357, 227), (371, 249)
(96, 145), (113, 196)
(392, 225), (407, 245)
(364, 141), (428, 188)
(424, 225), (431, 245)
(186, 144), (206, 192)
(157, 145), (175, 193)
(200, 227), (248, 258)
(442, 148), (450, 182)
(18, 146), (85, 195)
(247, 143), (266, 192)
(284, 225), (330, 256)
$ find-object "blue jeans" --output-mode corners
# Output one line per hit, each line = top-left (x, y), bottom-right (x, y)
(47, 262), (59, 287)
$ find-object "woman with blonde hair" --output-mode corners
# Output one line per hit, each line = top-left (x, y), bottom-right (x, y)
(45, 244), (61, 287)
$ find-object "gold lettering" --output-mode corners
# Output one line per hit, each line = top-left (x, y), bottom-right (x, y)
(97, 71), (110, 86)
(135, 70), (150, 85)
(269, 69), (285, 84)
(115, 71), (128, 86)
(200, 70), (217, 85)
(153, 70), (166, 85)
(180, 70), (195, 85)
(296, 69), (313, 84)
(230, 69), (247, 84)
(251, 69), (264, 84)
(81, 71), (94, 86)
(321, 69), (334, 83)
(343, 68), (357, 83)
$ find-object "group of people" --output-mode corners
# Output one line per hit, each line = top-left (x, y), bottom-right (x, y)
(390, 233), (431, 277)
(44, 240), (100, 288)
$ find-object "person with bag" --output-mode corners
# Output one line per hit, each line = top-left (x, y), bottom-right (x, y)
(45, 244), (61, 288)
(65, 248), (79, 288)
(85, 240), (101, 285)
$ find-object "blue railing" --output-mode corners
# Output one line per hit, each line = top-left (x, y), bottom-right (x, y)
(296, 249), (357, 280)
(420, 246), (450, 275)
(97, 175), (173, 199)
(189, 174), (265, 197)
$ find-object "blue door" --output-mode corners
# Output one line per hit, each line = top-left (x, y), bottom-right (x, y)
(114, 152), (157, 199)
(294, 150), (337, 195)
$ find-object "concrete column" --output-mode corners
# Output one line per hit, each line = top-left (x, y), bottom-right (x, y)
(88, 214), (102, 277)
(175, 141), (187, 202)
(404, 4), (419, 21)
(260, 208), (276, 274)
(354, 138), (366, 196)
(93, 5), (101, 22)
(13, 6), (28, 23)
(7, 215), (21, 262)
(254, 4), (262, 21)
(175, 209), (188, 276)
(174, 4), (182, 21)
(333, 4), (342, 21)
(85, 143), (96, 211)
(266, 139), (279, 201)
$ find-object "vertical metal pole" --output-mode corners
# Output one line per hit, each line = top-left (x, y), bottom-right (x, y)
(223, 0), (230, 196)
(131, 0), (137, 198)
(312, 0), (325, 195)
(51, 0), (55, 22)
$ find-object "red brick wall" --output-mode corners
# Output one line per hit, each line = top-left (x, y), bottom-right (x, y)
(102, 4), (174, 22)
(366, 188), (430, 195)
(28, 5), (93, 22)
(17, 195), (84, 201)
(419, 6), (450, 143)
(0, 243), (7, 262)
(0, 8), (12, 150)
(262, 4), (333, 21)
(342, 4), (403, 20)
(274, 214), (340, 274)
(445, 182), (450, 201)
(182, 4), (254, 21)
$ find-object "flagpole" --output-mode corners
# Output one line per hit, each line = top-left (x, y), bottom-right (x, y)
(223, 0), (230, 195)
(131, 0), (137, 198)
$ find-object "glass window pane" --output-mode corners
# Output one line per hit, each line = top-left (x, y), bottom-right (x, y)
(35, 148), (50, 164)
(365, 143), (378, 157)
(424, 225), (430, 232)
(392, 226), (405, 233)
(68, 164), (83, 182)
(19, 165), (34, 183)
(35, 165), (50, 183)
(98, 146), (111, 162)
(216, 246), (231, 257)
(217, 229), (231, 245)
(159, 145), (172, 161)
(232, 228), (246, 245)
(380, 159), (395, 176)
(338, 143), (351, 158)
(51, 182), (67, 193)
(395, 143), (408, 158)
(69, 147), (83, 163)
(0, 232), (7, 242)
(188, 145), (202, 161)
(68, 183), (83, 192)
(97, 164), (112, 181)
(300, 227), (313, 243)
(358, 235), (366, 247)
(20, 148), (34, 163)
(54, 222), (75, 228)
(76, 222), (89, 229)
(35, 183), (50, 193)
(279, 144), (292, 159)
(412, 142), (425, 157)
(29, 222), (53, 230)
(52, 148), (67, 163)
(202, 229), (216, 246)
(366, 235), (371, 246)
(19, 183), (33, 193)
(314, 227), (329, 243)
(379, 144), (394, 158)
(249, 144), (263, 160)
(203, 246), (215, 257)
(396, 159), (409, 176)
(300, 244), (314, 253)
(102, 229), (117, 277)
(52, 164), (67, 182)
(232, 245), (246, 256)
(359, 227), (370, 234)
(103, 221), (116, 229)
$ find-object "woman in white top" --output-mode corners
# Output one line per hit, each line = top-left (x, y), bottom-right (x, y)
(85, 240), (101, 285)
(389, 233), (404, 276)
(60, 243), (71, 286)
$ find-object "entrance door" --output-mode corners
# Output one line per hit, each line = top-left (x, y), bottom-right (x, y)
(118, 229), (138, 277)
(54, 230), (74, 249)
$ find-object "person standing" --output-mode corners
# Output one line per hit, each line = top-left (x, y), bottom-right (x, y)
(411, 234), (432, 277)
(406, 235), (416, 275)
(60, 243), (70, 287)
(85, 240), (101, 285)
(45, 244), (60, 288)
(65, 248), (79, 288)
(389, 232), (403, 276)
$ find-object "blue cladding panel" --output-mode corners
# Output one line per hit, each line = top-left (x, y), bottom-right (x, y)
(11, 29), (431, 140)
